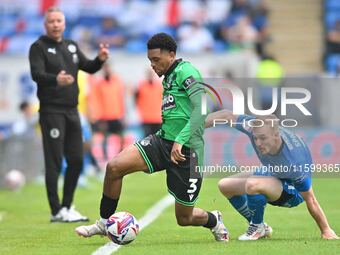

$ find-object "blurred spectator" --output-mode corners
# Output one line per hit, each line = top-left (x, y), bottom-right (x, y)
(135, 68), (163, 136)
(205, 0), (231, 26)
(6, 15), (39, 54)
(218, 0), (268, 53)
(249, 0), (270, 57)
(223, 15), (258, 50)
(177, 21), (215, 53)
(95, 17), (125, 50)
(205, 0), (231, 47)
(166, 0), (180, 30)
(70, 26), (94, 53)
(12, 101), (39, 138)
(326, 19), (340, 55)
(179, 0), (205, 24)
(90, 63), (125, 160)
(0, 101), (39, 141)
(227, 0), (251, 24)
(77, 71), (101, 175)
(120, 0), (165, 45)
(80, 113), (101, 176)
(0, 0), (271, 54)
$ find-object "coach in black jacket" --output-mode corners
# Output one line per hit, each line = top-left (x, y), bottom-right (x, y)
(29, 6), (109, 222)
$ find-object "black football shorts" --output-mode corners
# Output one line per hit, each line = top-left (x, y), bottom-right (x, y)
(135, 134), (202, 206)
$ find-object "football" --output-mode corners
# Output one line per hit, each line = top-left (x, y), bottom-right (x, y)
(4, 169), (26, 191)
(106, 211), (139, 245)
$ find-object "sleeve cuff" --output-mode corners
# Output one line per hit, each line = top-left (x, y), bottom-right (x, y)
(175, 136), (187, 145)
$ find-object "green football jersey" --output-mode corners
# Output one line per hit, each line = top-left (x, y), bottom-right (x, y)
(159, 59), (206, 151)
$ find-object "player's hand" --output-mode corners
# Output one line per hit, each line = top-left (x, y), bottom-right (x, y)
(98, 43), (109, 62)
(57, 70), (74, 86)
(321, 228), (339, 239)
(171, 142), (186, 164)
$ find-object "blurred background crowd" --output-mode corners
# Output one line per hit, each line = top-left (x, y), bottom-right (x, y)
(0, 0), (269, 56)
(325, 0), (340, 74)
(2, 0), (340, 74)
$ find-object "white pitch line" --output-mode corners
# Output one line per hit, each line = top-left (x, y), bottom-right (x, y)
(92, 195), (174, 255)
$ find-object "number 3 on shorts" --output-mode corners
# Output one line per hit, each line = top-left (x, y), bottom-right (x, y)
(187, 178), (198, 194)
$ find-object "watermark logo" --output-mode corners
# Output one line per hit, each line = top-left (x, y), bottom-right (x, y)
(200, 81), (311, 116)
(212, 117), (299, 128)
(198, 81), (223, 115)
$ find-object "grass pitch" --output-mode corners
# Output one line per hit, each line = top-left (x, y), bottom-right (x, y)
(0, 173), (339, 255)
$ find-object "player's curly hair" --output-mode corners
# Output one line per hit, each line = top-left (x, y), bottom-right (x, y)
(147, 33), (177, 53)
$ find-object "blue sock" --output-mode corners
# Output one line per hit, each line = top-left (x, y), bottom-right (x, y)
(228, 195), (252, 222)
(247, 194), (267, 224)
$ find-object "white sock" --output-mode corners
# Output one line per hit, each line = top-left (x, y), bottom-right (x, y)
(100, 218), (108, 225)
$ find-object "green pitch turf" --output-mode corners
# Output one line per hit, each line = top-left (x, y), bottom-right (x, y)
(0, 173), (339, 255)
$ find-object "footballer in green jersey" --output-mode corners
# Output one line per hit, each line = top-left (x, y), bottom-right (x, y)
(159, 58), (206, 165)
(76, 33), (229, 242)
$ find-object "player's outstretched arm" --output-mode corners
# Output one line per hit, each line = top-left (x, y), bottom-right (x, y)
(300, 188), (339, 240)
(205, 109), (238, 128)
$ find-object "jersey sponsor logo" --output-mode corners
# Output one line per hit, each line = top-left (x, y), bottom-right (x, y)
(162, 94), (176, 111)
(183, 76), (196, 90)
(47, 48), (56, 54)
(50, 128), (60, 139)
(68, 44), (77, 53)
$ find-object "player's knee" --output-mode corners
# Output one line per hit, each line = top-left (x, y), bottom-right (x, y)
(218, 179), (229, 194)
(245, 178), (261, 195)
(105, 159), (123, 179)
(218, 179), (235, 197)
(176, 215), (192, 226)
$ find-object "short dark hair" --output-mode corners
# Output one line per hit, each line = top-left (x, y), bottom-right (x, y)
(147, 33), (177, 53)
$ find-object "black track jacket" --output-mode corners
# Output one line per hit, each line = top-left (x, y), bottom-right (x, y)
(29, 35), (103, 112)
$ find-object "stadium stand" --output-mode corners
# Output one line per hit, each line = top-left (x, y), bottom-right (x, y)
(0, 0), (268, 55)
(324, 0), (340, 74)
